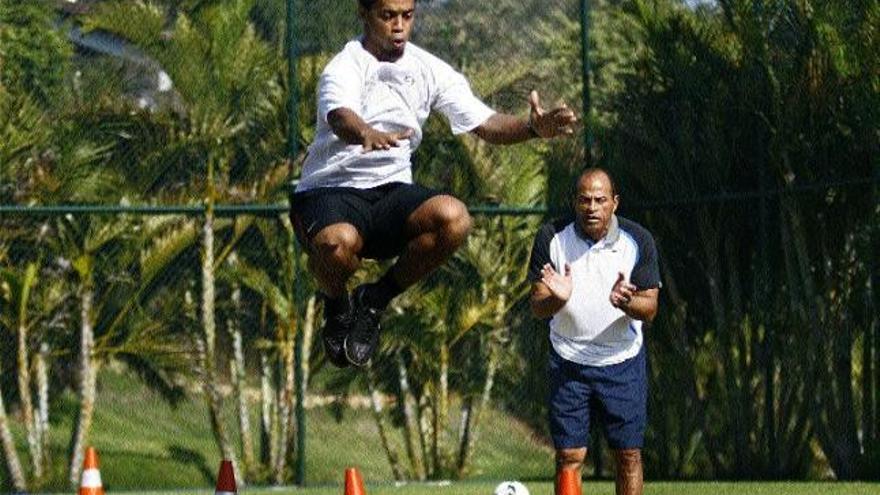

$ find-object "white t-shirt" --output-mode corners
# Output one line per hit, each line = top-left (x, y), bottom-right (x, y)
(528, 216), (662, 367)
(296, 39), (496, 192)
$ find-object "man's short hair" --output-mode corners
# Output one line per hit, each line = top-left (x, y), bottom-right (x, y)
(358, 0), (379, 9)
(576, 167), (618, 197)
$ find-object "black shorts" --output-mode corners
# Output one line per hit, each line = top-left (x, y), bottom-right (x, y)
(290, 182), (443, 260)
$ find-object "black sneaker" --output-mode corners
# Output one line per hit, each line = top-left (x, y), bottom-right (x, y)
(321, 295), (353, 369)
(344, 285), (383, 367)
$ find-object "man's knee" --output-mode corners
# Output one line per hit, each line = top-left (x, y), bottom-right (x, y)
(615, 448), (642, 472)
(311, 223), (362, 262)
(556, 447), (587, 472)
(429, 196), (472, 243)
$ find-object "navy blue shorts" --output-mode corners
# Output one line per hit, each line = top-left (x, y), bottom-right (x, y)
(548, 345), (647, 450)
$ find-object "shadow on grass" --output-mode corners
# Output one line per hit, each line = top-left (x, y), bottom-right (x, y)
(167, 445), (214, 484)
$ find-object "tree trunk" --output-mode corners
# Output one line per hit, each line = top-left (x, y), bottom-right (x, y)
(0, 382), (26, 492)
(17, 319), (40, 479)
(13, 263), (39, 479)
(260, 352), (275, 467)
(780, 198), (857, 478)
(866, 275), (877, 456)
(274, 334), (294, 484)
(289, 294), (315, 483)
(200, 211), (242, 484)
(696, 212), (743, 476)
(69, 277), (98, 487)
(367, 365), (405, 480)
(227, 274), (255, 475)
(230, 327), (254, 475)
(418, 388), (435, 477)
(300, 296), (316, 398)
(456, 399), (473, 476)
(35, 343), (50, 478)
(457, 292), (503, 478)
(432, 342), (450, 476)
(396, 351), (426, 480)
(865, 202), (878, 460)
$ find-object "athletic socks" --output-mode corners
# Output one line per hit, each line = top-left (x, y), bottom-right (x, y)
(360, 271), (404, 310)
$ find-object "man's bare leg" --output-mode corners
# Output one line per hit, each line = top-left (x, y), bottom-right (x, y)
(306, 222), (364, 367)
(614, 449), (643, 495)
(388, 194), (472, 289)
(344, 195), (472, 366)
(307, 223), (363, 298)
(555, 448), (586, 495)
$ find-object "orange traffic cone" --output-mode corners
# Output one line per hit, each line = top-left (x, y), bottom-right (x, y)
(555, 468), (582, 495)
(343, 467), (367, 495)
(78, 447), (105, 495)
(214, 460), (237, 495)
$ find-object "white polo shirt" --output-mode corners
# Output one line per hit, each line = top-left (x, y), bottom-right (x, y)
(296, 39), (496, 192)
(528, 215), (661, 366)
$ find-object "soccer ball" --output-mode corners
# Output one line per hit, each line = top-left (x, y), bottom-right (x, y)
(493, 480), (530, 495)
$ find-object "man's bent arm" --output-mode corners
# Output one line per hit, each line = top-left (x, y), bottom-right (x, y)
(327, 108), (375, 145)
(619, 288), (659, 323)
(327, 108), (412, 151)
(473, 91), (577, 144)
(530, 282), (567, 319)
(472, 113), (534, 145)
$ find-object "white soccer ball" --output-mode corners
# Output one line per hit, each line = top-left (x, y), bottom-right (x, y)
(493, 480), (530, 495)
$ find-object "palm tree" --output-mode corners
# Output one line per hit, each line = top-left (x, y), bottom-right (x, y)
(598, 0), (879, 479)
(82, 0), (288, 482)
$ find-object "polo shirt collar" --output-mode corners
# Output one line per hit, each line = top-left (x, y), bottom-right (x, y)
(574, 215), (620, 249)
(601, 215), (621, 248)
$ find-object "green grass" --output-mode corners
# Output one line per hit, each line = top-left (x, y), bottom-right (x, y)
(6, 365), (553, 491)
(124, 481), (880, 495)
(6, 367), (880, 495)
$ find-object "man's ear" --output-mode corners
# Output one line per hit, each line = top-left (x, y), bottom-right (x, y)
(612, 194), (620, 213)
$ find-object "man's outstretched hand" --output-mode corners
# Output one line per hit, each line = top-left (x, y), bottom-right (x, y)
(360, 127), (413, 153)
(541, 263), (573, 302)
(528, 90), (578, 139)
(610, 272), (637, 309)
(327, 107), (414, 153)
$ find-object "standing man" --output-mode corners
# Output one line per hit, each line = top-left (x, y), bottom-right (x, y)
(528, 168), (660, 495)
(291, 0), (578, 368)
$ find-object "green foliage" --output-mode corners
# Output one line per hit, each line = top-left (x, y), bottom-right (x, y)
(81, 0), (287, 197)
(0, 0), (72, 107)
(594, 0), (880, 480)
(1, 0), (878, 486)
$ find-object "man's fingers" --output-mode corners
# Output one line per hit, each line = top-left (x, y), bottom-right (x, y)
(529, 90), (544, 117)
(549, 107), (578, 122)
(616, 272), (626, 285)
(362, 129), (411, 153)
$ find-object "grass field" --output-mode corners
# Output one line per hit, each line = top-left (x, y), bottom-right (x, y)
(6, 365), (552, 490)
(125, 481), (880, 495)
(7, 366), (880, 494)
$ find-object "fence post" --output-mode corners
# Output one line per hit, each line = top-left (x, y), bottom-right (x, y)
(580, 0), (592, 168)
(286, 0), (306, 486)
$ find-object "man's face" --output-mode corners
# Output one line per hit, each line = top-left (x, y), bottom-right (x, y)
(360, 0), (415, 62)
(573, 172), (619, 241)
